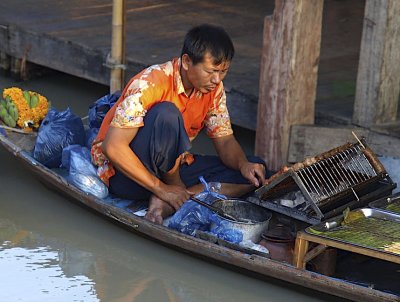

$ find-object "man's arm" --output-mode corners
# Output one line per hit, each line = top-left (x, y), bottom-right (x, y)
(212, 134), (266, 187)
(101, 126), (191, 210)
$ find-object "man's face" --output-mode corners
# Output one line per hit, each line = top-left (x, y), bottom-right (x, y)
(183, 53), (230, 94)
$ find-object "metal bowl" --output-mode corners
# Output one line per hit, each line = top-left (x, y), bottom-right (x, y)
(211, 199), (272, 243)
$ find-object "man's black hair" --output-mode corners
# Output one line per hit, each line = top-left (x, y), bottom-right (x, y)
(181, 24), (234, 65)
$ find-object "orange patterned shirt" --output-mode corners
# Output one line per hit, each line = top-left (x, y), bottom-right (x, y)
(91, 57), (233, 185)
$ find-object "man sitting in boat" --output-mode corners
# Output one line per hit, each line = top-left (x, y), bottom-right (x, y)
(91, 24), (267, 224)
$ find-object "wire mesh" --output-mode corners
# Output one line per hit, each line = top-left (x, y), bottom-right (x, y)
(296, 145), (378, 203)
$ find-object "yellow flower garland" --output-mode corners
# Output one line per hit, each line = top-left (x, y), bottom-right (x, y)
(2, 87), (49, 129)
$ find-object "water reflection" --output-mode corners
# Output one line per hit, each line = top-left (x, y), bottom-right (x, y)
(0, 242), (98, 301)
(0, 214), (265, 302)
(0, 217), (196, 302)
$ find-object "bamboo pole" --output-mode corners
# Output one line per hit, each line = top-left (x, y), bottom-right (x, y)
(0, 124), (37, 135)
(110, 0), (126, 93)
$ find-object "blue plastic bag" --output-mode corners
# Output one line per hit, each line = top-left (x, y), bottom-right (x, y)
(33, 108), (85, 168)
(64, 145), (108, 199)
(167, 191), (214, 236)
(61, 144), (91, 170)
(167, 177), (243, 243)
(88, 91), (120, 129)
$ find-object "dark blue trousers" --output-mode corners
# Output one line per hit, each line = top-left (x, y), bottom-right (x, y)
(109, 102), (267, 200)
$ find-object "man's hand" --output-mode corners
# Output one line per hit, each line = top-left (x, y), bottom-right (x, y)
(156, 183), (194, 211)
(239, 161), (266, 187)
(212, 134), (267, 188)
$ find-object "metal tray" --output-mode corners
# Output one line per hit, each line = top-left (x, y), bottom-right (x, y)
(369, 192), (400, 215)
(305, 208), (400, 255)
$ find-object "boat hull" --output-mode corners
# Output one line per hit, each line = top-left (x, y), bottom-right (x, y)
(0, 131), (398, 302)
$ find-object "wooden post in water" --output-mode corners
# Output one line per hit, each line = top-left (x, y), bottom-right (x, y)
(353, 0), (400, 127)
(110, 0), (126, 93)
(255, 0), (324, 171)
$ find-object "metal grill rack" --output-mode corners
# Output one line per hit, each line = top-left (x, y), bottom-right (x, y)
(248, 140), (396, 224)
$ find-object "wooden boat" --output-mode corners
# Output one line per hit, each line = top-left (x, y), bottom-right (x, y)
(1, 126), (399, 302)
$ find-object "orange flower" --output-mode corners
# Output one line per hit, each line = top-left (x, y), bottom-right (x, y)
(3, 87), (49, 129)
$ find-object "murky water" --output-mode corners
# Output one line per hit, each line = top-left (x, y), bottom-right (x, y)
(0, 72), (342, 301)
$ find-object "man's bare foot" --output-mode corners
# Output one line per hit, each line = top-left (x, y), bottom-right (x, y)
(144, 194), (175, 224)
